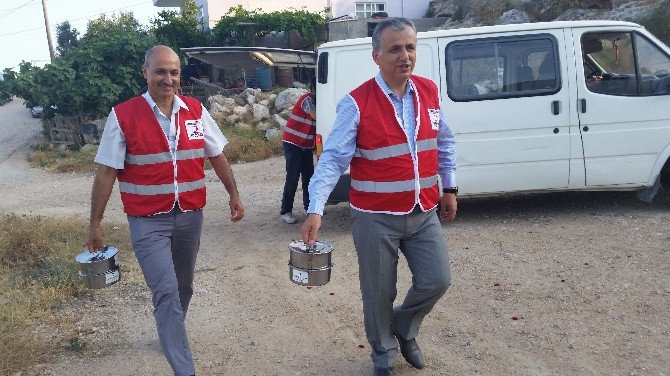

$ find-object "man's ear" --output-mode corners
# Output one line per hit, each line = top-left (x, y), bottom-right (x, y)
(372, 50), (380, 66)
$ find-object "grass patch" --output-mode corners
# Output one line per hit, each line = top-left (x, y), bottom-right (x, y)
(0, 214), (136, 373)
(220, 125), (283, 164)
(27, 144), (98, 174)
(27, 126), (282, 174)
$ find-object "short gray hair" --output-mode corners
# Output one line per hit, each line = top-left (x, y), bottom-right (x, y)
(371, 18), (416, 53)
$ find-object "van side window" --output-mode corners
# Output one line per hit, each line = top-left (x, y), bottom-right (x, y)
(446, 34), (559, 102)
(582, 32), (670, 96)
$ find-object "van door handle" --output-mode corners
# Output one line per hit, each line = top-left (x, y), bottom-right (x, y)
(551, 101), (559, 115)
(580, 98), (586, 113)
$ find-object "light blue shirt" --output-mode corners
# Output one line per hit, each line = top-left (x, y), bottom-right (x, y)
(307, 74), (457, 215)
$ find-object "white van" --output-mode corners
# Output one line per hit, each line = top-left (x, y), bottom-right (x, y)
(315, 20), (670, 203)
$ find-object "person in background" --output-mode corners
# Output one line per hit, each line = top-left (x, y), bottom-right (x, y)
(87, 45), (244, 376)
(300, 18), (457, 376)
(280, 79), (317, 224)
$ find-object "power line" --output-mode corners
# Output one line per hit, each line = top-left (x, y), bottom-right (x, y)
(0, 0), (39, 21)
(0, 0), (162, 38)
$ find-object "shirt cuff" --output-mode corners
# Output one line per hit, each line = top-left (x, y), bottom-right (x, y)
(440, 171), (457, 189)
(307, 198), (327, 216)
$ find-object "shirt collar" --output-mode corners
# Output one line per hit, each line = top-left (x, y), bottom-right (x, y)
(141, 92), (189, 115)
(375, 73), (414, 100)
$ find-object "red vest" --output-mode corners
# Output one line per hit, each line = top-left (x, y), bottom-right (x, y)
(282, 93), (316, 148)
(115, 95), (206, 216)
(348, 76), (440, 214)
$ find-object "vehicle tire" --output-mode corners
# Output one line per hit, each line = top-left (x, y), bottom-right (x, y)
(661, 162), (670, 192)
(661, 171), (670, 192)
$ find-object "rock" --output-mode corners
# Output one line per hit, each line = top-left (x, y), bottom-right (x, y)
(256, 120), (274, 131)
(252, 103), (270, 120)
(233, 106), (248, 116)
(274, 114), (288, 129)
(208, 103), (229, 118)
(225, 115), (240, 125)
(265, 128), (281, 139)
(497, 9), (532, 24)
(274, 88), (307, 112)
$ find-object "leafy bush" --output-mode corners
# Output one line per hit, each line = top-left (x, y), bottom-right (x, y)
(639, 0), (670, 47)
(211, 5), (325, 46)
(3, 12), (156, 120)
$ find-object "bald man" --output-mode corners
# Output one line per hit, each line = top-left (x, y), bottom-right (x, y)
(87, 45), (244, 376)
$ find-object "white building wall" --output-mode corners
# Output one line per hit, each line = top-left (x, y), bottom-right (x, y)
(331, 0), (431, 19)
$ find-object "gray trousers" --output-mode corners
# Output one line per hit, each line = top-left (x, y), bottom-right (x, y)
(350, 206), (452, 368)
(128, 206), (203, 376)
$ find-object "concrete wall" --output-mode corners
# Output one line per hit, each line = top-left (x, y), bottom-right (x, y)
(331, 0), (431, 19)
(327, 17), (446, 42)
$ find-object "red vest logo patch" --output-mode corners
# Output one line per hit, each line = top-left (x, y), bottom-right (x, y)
(185, 120), (204, 139)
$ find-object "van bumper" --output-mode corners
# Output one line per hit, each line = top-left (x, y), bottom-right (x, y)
(327, 173), (350, 204)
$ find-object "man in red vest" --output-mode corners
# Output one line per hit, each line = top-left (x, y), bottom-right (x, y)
(301, 18), (457, 376)
(280, 79), (316, 224)
(87, 45), (244, 376)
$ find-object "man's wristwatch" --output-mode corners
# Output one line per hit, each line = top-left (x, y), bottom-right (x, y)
(442, 186), (458, 195)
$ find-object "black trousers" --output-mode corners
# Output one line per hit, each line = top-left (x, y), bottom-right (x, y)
(281, 142), (314, 215)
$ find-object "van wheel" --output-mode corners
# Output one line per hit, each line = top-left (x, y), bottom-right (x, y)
(661, 162), (670, 192)
(661, 172), (670, 192)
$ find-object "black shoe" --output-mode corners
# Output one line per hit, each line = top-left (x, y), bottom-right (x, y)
(394, 332), (425, 369)
(374, 367), (393, 376)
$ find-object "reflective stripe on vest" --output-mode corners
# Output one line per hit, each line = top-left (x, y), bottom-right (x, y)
(119, 178), (206, 195)
(283, 124), (315, 141)
(125, 149), (205, 165)
(353, 139), (437, 160)
(288, 113), (315, 127)
(351, 175), (438, 193)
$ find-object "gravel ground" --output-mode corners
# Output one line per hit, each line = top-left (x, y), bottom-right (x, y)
(1, 98), (669, 376)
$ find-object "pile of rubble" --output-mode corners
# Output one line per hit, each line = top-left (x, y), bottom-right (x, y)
(207, 87), (309, 139)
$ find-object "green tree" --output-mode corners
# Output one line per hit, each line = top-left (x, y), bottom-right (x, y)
(0, 76), (12, 105)
(55, 21), (80, 58)
(4, 12), (156, 120)
(150, 0), (211, 58)
(211, 6), (325, 47)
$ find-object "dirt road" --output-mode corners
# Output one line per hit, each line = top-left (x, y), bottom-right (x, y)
(1, 99), (669, 376)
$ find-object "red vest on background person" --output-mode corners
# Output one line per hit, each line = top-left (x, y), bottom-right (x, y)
(115, 95), (207, 216)
(348, 76), (440, 214)
(282, 93), (316, 148)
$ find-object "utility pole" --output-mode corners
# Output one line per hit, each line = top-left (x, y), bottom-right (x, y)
(41, 0), (55, 61)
